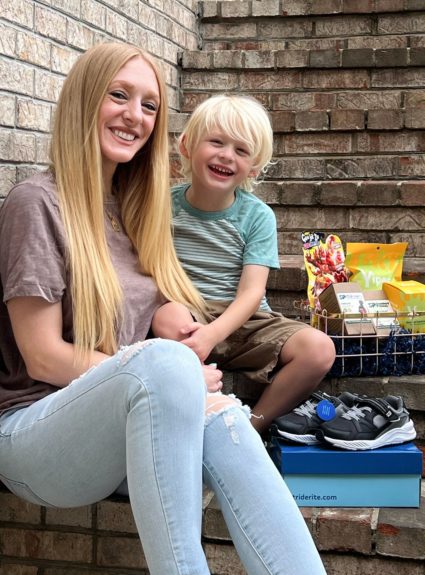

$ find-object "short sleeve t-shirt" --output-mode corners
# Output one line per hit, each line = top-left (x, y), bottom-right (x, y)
(0, 172), (163, 413)
(172, 183), (280, 311)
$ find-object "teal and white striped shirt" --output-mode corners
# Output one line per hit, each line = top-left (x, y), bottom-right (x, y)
(171, 184), (280, 312)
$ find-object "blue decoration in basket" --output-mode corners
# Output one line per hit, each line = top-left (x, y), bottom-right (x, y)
(328, 327), (425, 377)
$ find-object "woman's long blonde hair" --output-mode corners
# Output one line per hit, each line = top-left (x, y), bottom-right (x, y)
(50, 42), (204, 357)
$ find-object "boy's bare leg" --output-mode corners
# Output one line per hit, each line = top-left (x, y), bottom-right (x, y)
(151, 302), (194, 341)
(250, 328), (335, 433)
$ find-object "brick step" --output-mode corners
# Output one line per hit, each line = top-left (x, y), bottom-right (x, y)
(179, 88), (425, 116)
(267, 254), (425, 290)
(200, 0), (425, 51)
(182, 47), (425, 71)
(0, 481), (423, 574)
(201, 0), (424, 20)
(203, 484), (425, 575)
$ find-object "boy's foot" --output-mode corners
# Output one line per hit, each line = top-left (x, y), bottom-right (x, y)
(271, 391), (359, 445)
(316, 395), (416, 450)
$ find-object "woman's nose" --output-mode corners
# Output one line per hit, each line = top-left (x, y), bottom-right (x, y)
(123, 102), (142, 124)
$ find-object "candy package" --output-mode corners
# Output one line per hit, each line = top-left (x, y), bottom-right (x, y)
(301, 231), (349, 310)
(345, 242), (407, 291)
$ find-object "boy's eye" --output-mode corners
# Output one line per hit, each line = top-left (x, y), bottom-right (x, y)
(236, 147), (250, 156)
(210, 139), (222, 145)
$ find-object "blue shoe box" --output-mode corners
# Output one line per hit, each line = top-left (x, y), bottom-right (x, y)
(270, 440), (422, 508)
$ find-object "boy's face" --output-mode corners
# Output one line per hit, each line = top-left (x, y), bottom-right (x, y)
(182, 129), (257, 196)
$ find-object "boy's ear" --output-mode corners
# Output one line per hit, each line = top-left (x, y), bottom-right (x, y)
(179, 135), (190, 159)
(249, 168), (259, 178)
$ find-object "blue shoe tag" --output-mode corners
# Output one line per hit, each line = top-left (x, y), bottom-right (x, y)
(316, 399), (336, 421)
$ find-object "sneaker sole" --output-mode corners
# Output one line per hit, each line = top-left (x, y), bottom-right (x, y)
(275, 429), (321, 445)
(322, 420), (416, 451)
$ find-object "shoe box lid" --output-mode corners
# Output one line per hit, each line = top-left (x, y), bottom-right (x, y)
(270, 439), (423, 475)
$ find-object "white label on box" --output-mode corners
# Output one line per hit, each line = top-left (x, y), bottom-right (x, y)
(336, 292), (367, 314)
(365, 299), (397, 328)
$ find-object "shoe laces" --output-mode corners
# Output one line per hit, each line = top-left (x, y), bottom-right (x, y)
(293, 399), (317, 418)
(342, 405), (371, 421)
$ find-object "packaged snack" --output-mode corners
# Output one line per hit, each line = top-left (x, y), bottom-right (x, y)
(345, 242), (407, 291)
(302, 231), (349, 310)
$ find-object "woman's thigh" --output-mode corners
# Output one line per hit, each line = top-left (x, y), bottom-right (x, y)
(0, 339), (204, 507)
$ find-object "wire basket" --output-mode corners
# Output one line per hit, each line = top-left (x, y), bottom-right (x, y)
(294, 300), (425, 377)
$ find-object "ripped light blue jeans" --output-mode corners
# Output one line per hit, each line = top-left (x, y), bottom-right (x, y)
(0, 339), (326, 575)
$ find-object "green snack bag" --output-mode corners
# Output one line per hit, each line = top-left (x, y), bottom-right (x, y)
(345, 242), (407, 291)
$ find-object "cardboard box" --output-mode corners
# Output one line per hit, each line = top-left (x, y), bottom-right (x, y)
(318, 282), (376, 335)
(363, 290), (396, 336)
(383, 280), (425, 333)
(270, 440), (422, 508)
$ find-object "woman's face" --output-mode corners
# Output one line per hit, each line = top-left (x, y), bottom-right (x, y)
(98, 56), (160, 183)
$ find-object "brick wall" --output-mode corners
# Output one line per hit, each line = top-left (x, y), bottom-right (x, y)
(0, 0), (200, 199)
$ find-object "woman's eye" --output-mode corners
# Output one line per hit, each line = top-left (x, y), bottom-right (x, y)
(142, 102), (158, 113)
(110, 90), (127, 100)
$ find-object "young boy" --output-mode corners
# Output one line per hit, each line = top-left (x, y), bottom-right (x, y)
(153, 94), (336, 433)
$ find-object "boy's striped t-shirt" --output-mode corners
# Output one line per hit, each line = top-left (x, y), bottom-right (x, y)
(171, 184), (280, 312)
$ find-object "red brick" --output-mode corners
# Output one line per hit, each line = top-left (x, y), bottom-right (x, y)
(310, 49), (341, 68)
(45, 506), (93, 528)
(404, 109), (425, 128)
(375, 48), (408, 67)
(278, 181), (319, 205)
(326, 156), (398, 178)
(303, 69), (370, 89)
(405, 91), (425, 109)
(367, 109), (403, 130)
(270, 111), (296, 132)
(268, 157), (325, 179)
(372, 68), (425, 88)
(357, 132), (425, 153)
(357, 181), (399, 205)
(376, 506), (425, 560)
(342, 48), (374, 67)
(258, 20), (313, 40)
(180, 92), (209, 112)
(343, 0), (374, 13)
(97, 535), (146, 569)
(319, 181), (359, 205)
(295, 111), (329, 131)
(399, 155), (425, 177)
(315, 15), (372, 37)
(0, 493), (41, 524)
(280, 133), (352, 155)
(239, 70), (302, 90)
(182, 71), (239, 90)
(409, 48), (425, 66)
(0, 565), (38, 575)
(96, 499), (137, 533)
(0, 528), (93, 562)
(331, 109), (365, 130)
(275, 49), (309, 68)
(316, 508), (376, 554)
(399, 181), (425, 206)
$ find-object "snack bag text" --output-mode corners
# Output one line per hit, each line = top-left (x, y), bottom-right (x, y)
(345, 243), (407, 291)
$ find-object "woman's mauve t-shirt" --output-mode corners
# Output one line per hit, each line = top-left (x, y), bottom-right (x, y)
(0, 171), (164, 413)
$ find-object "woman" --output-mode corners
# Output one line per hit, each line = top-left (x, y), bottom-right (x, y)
(0, 42), (327, 575)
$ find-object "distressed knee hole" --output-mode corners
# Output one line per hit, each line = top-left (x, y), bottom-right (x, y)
(117, 340), (156, 366)
(205, 394), (238, 415)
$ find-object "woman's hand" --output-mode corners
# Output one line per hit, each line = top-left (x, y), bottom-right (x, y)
(202, 363), (223, 393)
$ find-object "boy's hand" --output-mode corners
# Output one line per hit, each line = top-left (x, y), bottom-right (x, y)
(180, 322), (218, 362)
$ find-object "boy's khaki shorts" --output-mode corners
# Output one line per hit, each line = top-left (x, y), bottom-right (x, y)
(195, 300), (309, 385)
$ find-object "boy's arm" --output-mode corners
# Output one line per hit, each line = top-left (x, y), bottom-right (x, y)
(181, 264), (269, 359)
(208, 264), (269, 341)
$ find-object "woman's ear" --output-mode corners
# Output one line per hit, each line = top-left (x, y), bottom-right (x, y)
(178, 135), (190, 159)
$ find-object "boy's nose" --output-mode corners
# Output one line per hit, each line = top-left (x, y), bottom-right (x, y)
(218, 146), (234, 161)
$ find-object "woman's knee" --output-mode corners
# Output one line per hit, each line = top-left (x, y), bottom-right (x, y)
(116, 338), (205, 398)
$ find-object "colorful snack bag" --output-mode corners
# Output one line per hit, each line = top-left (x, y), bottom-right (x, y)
(345, 242), (407, 291)
(302, 231), (349, 310)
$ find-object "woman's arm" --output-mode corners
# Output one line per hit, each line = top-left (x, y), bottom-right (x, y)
(7, 296), (110, 387)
